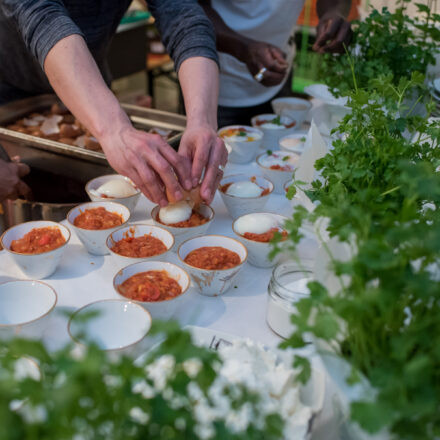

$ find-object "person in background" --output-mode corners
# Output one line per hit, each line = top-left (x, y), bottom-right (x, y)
(0, 0), (227, 206)
(0, 157), (31, 202)
(200, 0), (352, 128)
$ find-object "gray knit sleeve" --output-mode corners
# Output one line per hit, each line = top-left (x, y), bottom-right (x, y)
(0, 0), (84, 69)
(147, 0), (219, 71)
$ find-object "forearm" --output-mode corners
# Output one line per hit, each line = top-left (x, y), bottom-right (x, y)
(199, 1), (249, 62)
(178, 57), (219, 130)
(316, 0), (351, 18)
(43, 34), (129, 140)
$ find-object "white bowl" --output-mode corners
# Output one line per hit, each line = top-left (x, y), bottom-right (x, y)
(86, 174), (141, 213)
(232, 213), (288, 268)
(113, 261), (190, 320)
(279, 131), (308, 154)
(68, 299), (151, 352)
(177, 235), (247, 297)
(251, 113), (298, 150)
(271, 97), (312, 128)
(218, 125), (263, 164)
(151, 204), (214, 247)
(67, 201), (130, 255)
(304, 83), (348, 106)
(219, 174), (273, 219)
(256, 152), (299, 195)
(0, 280), (57, 339)
(1, 221), (70, 279)
(106, 224), (174, 268)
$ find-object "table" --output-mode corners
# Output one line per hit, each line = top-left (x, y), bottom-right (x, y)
(0, 159), (344, 439)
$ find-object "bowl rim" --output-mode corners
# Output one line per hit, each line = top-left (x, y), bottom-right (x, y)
(177, 234), (248, 272)
(217, 124), (264, 138)
(66, 201), (131, 231)
(271, 96), (313, 109)
(105, 223), (175, 259)
(0, 221), (71, 256)
(251, 113), (297, 129)
(256, 151), (299, 171)
(67, 299), (152, 352)
(112, 260), (191, 304)
(151, 204), (215, 231)
(0, 280), (58, 327)
(219, 174), (274, 200)
(231, 212), (289, 244)
(85, 174), (141, 200)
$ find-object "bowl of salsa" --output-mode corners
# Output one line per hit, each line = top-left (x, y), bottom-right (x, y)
(67, 201), (130, 255)
(113, 261), (190, 320)
(106, 224), (174, 267)
(177, 235), (247, 296)
(1, 220), (70, 279)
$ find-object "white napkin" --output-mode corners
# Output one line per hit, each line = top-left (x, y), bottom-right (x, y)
(295, 120), (329, 186)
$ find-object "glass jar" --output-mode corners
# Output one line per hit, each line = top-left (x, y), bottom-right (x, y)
(266, 260), (314, 339)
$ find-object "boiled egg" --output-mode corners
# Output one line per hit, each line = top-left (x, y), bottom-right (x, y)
(159, 200), (193, 225)
(226, 181), (263, 198)
(95, 179), (137, 198)
(234, 213), (278, 235)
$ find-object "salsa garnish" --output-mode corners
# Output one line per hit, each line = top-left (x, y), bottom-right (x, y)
(184, 246), (241, 270)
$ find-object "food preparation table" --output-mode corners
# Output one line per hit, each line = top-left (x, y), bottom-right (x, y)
(0, 160), (345, 440)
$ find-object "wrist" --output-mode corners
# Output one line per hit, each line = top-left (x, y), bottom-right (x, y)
(93, 104), (131, 142)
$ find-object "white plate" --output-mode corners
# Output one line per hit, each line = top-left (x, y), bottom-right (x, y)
(304, 84), (348, 107)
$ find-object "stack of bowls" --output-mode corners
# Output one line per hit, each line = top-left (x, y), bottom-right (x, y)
(429, 78), (440, 117)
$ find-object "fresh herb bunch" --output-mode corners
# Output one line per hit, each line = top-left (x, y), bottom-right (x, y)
(275, 72), (440, 439)
(321, 1), (440, 97)
(0, 322), (285, 440)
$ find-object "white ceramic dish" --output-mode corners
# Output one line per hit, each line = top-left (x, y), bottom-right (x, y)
(0, 280), (57, 339)
(232, 213), (288, 268)
(177, 235), (247, 297)
(151, 204), (214, 247)
(279, 131), (309, 154)
(86, 174), (141, 213)
(251, 113), (298, 150)
(218, 125), (263, 164)
(256, 151), (300, 194)
(106, 224), (174, 268)
(272, 97), (312, 128)
(68, 299), (152, 352)
(304, 83), (348, 106)
(219, 174), (273, 219)
(1, 221), (70, 279)
(67, 201), (130, 255)
(113, 261), (190, 320)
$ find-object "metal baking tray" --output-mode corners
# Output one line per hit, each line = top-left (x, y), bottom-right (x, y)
(0, 94), (186, 166)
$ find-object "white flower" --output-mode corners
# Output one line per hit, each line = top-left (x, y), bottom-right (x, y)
(183, 358), (202, 378)
(175, 417), (186, 430)
(146, 355), (175, 391)
(194, 422), (215, 440)
(225, 403), (252, 433)
(103, 374), (122, 389)
(132, 379), (155, 399)
(13, 358), (40, 382)
(130, 407), (150, 425)
(18, 404), (47, 424)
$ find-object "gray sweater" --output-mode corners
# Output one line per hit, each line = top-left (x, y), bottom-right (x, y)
(0, 0), (218, 104)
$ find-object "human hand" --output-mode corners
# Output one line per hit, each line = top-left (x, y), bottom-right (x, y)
(0, 157), (31, 201)
(99, 126), (192, 207)
(243, 40), (288, 87)
(313, 12), (352, 53)
(179, 124), (228, 205)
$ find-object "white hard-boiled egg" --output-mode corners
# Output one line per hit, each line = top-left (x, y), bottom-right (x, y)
(95, 179), (137, 198)
(159, 200), (193, 225)
(226, 181), (263, 198)
(234, 213), (278, 235)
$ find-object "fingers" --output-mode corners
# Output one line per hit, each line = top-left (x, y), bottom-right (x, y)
(200, 137), (227, 204)
(313, 17), (345, 53)
(269, 46), (288, 68)
(16, 162), (30, 178)
(191, 133), (213, 188)
(130, 161), (167, 207)
(160, 143), (192, 191)
(16, 180), (32, 200)
(261, 69), (286, 87)
(261, 46), (288, 74)
(324, 21), (352, 53)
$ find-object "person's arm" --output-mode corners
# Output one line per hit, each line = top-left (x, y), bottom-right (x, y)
(200, 0), (288, 87)
(44, 35), (191, 207)
(0, 158), (31, 202)
(313, 0), (352, 53)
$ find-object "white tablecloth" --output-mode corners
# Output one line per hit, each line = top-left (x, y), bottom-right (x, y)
(0, 160), (344, 439)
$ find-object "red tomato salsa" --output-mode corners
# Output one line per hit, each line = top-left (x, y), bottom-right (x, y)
(243, 228), (288, 243)
(74, 207), (123, 230)
(111, 234), (167, 258)
(157, 211), (208, 228)
(10, 227), (66, 254)
(117, 270), (182, 302)
(269, 164), (293, 171)
(184, 246), (241, 270)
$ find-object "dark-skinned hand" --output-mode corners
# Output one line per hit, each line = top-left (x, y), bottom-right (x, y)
(313, 12), (352, 53)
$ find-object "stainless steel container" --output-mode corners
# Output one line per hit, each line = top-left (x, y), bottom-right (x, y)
(0, 95), (187, 231)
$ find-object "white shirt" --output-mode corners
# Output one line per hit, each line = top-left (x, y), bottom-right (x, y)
(211, 0), (305, 107)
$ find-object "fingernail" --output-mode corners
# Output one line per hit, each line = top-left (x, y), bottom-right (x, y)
(203, 189), (211, 200)
(159, 199), (168, 207)
(174, 190), (182, 200)
(192, 178), (199, 187)
(185, 179), (192, 190)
